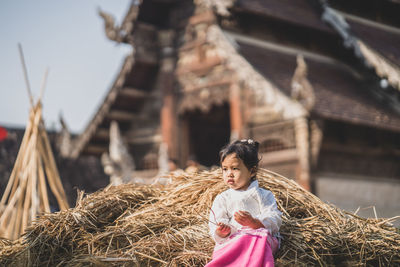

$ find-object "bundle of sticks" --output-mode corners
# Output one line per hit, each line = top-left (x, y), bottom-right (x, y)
(0, 101), (69, 240)
(0, 45), (69, 240)
(0, 168), (399, 266)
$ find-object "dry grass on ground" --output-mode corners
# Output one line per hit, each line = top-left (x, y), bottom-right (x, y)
(0, 169), (399, 266)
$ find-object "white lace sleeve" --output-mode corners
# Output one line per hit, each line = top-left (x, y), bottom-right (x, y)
(255, 189), (282, 235)
(209, 193), (237, 243)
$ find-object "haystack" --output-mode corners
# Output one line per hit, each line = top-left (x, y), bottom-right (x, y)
(0, 169), (399, 266)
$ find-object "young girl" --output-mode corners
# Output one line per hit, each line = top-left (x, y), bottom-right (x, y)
(205, 139), (282, 267)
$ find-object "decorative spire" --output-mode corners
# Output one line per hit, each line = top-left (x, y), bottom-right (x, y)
(57, 114), (73, 158)
(291, 55), (315, 111)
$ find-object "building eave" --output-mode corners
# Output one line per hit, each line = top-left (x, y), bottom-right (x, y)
(70, 55), (135, 158)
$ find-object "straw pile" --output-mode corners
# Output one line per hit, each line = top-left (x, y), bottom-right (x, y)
(1, 168), (399, 266)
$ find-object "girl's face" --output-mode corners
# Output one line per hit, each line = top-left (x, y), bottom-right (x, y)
(221, 153), (254, 190)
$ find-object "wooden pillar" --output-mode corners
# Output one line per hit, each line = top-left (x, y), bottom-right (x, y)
(294, 117), (311, 191)
(310, 119), (324, 168)
(229, 82), (243, 141)
(179, 117), (190, 168)
(160, 74), (174, 152)
(160, 63), (176, 159)
(309, 119), (323, 193)
(159, 30), (177, 160)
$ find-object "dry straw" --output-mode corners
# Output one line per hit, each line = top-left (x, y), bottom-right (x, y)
(0, 45), (69, 241)
(0, 168), (399, 266)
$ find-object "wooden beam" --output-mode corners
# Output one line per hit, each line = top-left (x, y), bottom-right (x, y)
(84, 144), (108, 154)
(107, 110), (140, 121)
(341, 10), (400, 35)
(135, 51), (158, 65)
(182, 79), (231, 92)
(127, 134), (162, 145)
(128, 127), (158, 137)
(94, 128), (109, 139)
(260, 149), (298, 165)
(119, 87), (148, 99)
(322, 142), (400, 157)
(224, 31), (347, 67)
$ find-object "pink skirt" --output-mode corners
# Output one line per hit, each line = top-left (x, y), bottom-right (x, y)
(205, 228), (278, 267)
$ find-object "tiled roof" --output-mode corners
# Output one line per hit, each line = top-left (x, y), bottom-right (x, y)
(237, 40), (400, 131)
(234, 0), (400, 92)
(235, 0), (332, 33)
(348, 18), (400, 67)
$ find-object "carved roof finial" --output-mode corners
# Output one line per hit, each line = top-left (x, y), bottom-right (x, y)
(291, 55), (315, 111)
(98, 5), (138, 44)
(57, 113), (73, 158)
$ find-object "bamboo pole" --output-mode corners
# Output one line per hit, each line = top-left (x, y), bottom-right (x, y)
(29, 113), (40, 221)
(38, 124), (69, 210)
(30, 151), (39, 220)
(0, 52), (69, 239)
(39, 68), (49, 102)
(0, 188), (21, 238)
(6, 209), (16, 240)
(9, 105), (40, 199)
(38, 136), (69, 211)
(14, 136), (37, 239)
(21, 108), (40, 235)
(37, 156), (50, 213)
(1, 120), (35, 239)
(18, 44), (34, 107)
(32, 167), (40, 224)
(12, 182), (25, 240)
(0, 107), (35, 207)
(1, 45), (40, 209)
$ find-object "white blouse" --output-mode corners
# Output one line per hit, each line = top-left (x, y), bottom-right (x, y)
(209, 180), (282, 244)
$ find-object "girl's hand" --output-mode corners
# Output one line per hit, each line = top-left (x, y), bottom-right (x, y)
(216, 222), (231, 238)
(234, 211), (264, 229)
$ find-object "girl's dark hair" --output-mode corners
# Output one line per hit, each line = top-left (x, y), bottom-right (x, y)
(219, 139), (261, 172)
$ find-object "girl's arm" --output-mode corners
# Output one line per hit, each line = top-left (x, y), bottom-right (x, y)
(209, 194), (236, 242)
(256, 190), (282, 235)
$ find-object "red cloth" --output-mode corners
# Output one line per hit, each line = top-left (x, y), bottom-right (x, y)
(0, 127), (7, 141)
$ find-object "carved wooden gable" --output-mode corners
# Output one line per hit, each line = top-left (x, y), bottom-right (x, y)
(175, 7), (306, 123)
(176, 9), (233, 113)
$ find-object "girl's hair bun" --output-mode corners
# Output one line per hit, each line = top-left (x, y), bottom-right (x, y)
(240, 139), (259, 151)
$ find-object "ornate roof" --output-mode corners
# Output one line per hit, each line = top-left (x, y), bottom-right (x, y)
(70, 0), (400, 157)
(321, 4), (400, 94)
(231, 0), (400, 94)
(235, 35), (400, 131)
(176, 21), (306, 118)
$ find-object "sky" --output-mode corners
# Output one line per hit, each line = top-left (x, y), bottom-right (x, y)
(0, 0), (132, 133)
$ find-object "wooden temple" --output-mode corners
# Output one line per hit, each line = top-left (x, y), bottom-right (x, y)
(63, 0), (400, 219)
